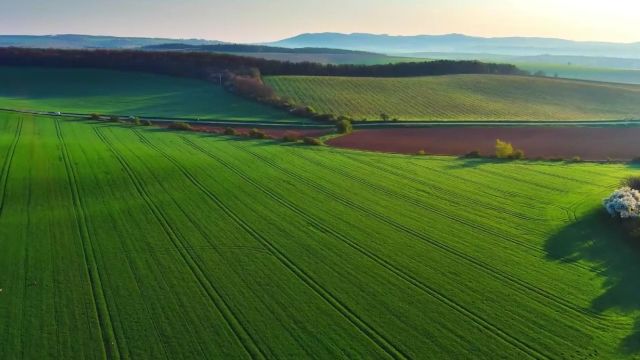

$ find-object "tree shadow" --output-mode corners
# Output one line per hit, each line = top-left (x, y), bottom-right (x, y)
(545, 209), (640, 354)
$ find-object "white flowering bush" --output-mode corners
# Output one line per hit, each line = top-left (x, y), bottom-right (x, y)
(603, 187), (640, 219)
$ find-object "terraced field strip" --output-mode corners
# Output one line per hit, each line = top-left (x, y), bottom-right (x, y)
(266, 74), (640, 120)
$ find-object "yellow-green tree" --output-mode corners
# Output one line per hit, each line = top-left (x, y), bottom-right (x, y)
(495, 139), (514, 158)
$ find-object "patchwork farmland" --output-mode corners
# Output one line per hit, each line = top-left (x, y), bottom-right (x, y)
(2, 111), (640, 358)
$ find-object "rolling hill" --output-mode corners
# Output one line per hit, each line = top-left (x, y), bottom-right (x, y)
(0, 66), (303, 122)
(265, 74), (640, 121)
(0, 34), (222, 49)
(1, 111), (639, 358)
(270, 33), (640, 58)
(142, 43), (424, 65)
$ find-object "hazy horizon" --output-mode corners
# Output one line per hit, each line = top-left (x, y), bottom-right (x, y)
(2, 0), (639, 44)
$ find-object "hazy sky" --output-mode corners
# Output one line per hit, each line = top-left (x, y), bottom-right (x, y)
(1, 0), (639, 43)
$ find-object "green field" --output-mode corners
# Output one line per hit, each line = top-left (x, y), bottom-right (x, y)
(2, 110), (640, 358)
(266, 74), (640, 121)
(0, 67), (303, 123)
(517, 63), (640, 85)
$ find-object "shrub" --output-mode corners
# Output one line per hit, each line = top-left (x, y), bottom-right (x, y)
(463, 150), (481, 158)
(313, 113), (337, 122)
(509, 149), (525, 160)
(88, 113), (101, 120)
(281, 131), (301, 142)
(142, 119), (153, 126)
(248, 128), (267, 139)
(223, 127), (237, 136)
(131, 117), (141, 126)
(495, 139), (514, 158)
(621, 176), (640, 191)
(603, 187), (640, 219)
(380, 113), (390, 121)
(417, 150), (427, 156)
(570, 156), (582, 163)
(303, 137), (323, 146)
(290, 106), (316, 117)
(108, 115), (120, 122)
(336, 119), (353, 134)
(168, 122), (192, 131)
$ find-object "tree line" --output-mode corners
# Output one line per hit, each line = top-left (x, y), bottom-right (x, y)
(0, 47), (526, 80)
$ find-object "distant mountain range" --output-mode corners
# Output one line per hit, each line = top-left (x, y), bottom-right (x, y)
(0, 34), (223, 49)
(268, 33), (640, 59)
(2, 33), (639, 59)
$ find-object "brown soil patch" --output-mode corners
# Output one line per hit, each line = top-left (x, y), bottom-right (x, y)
(327, 127), (640, 161)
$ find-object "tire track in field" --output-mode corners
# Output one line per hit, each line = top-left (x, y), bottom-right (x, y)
(179, 136), (553, 360)
(404, 160), (571, 220)
(131, 129), (410, 360)
(54, 120), (122, 359)
(0, 117), (23, 217)
(296, 150), (614, 309)
(339, 153), (550, 223)
(295, 150), (555, 256)
(237, 144), (625, 328)
(94, 127), (262, 360)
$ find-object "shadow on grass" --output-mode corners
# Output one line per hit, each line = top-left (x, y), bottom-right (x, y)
(545, 209), (640, 354)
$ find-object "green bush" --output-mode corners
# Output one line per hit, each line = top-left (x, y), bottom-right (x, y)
(495, 139), (514, 158)
(88, 113), (101, 120)
(417, 150), (427, 156)
(108, 115), (120, 122)
(142, 119), (153, 126)
(621, 176), (640, 191)
(463, 150), (481, 158)
(495, 139), (524, 159)
(223, 127), (238, 136)
(168, 122), (192, 131)
(131, 117), (141, 126)
(248, 128), (267, 139)
(336, 119), (353, 134)
(313, 113), (337, 122)
(303, 137), (323, 146)
(281, 131), (301, 142)
(509, 149), (525, 160)
(570, 156), (582, 163)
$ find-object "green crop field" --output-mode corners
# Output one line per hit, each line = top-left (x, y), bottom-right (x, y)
(2, 110), (640, 358)
(0, 66), (304, 123)
(266, 74), (640, 121)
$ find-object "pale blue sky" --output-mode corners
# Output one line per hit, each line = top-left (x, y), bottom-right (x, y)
(1, 0), (639, 43)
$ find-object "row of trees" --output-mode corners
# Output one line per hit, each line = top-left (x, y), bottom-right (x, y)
(0, 48), (526, 80)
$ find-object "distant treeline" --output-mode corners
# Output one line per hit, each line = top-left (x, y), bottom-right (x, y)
(143, 43), (376, 55)
(0, 48), (526, 80)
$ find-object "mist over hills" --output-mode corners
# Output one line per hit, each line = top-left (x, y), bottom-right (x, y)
(269, 33), (640, 58)
(0, 34), (223, 49)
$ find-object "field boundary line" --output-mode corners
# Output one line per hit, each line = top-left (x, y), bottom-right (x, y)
(132, 129), (410, 360)
(54, 120), (122, 359)
(181, 135), (552, 359)
(94, 126), (263, 360)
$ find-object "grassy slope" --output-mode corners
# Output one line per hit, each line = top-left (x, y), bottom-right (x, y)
(0, 66), (303, 123)
(266, 74), (640, 121)
(517, 63), (640, 85)
(1, 112), (640, 358)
